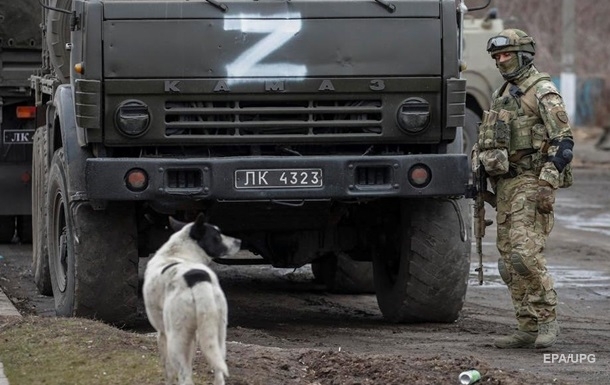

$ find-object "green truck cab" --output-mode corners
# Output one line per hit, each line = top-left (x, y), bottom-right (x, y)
(31, 0), (474, 325)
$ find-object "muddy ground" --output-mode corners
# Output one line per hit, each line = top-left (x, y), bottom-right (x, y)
(1, 128), (609, 385)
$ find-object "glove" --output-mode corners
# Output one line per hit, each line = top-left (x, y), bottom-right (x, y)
(536, 182), (555, 214)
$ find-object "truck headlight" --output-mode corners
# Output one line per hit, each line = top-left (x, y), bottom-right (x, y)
(114, 100), (151, 137)
(396, 98), (430, 133)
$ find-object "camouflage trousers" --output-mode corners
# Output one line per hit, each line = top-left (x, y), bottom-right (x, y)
(495, 173), (557, 332)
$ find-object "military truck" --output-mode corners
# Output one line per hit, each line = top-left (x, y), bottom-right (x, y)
(0, 1), (41, 243)
(461, 8), (506, 155)
(31, 0), (473, 325)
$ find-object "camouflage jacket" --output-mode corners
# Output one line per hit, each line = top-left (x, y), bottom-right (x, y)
(491, 66), (574, 188)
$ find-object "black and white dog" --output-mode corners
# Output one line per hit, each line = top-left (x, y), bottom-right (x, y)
(143, 214), (241, 385)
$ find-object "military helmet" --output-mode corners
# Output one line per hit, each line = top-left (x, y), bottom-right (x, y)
(486, 29), (536, 56)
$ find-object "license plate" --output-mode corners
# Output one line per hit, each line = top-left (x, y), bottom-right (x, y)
(3, 129), (35, 144)
(235, 168), (323, 189)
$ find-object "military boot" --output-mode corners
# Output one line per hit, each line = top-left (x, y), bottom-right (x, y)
(493, 330), (537, 349)
(535, 320), (560, 348)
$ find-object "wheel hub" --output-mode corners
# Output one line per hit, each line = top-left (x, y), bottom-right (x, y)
(57, 228), (68, 292)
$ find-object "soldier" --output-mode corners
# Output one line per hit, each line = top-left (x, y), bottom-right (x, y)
(477, 29), (574, 349)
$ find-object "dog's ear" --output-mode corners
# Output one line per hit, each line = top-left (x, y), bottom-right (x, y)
(195, 212), (207, 226)
(190, 213), (208, 241)
(168, 216), (188, 232)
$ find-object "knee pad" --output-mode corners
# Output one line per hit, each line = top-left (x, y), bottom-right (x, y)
(510, 252), (532, 277)
(497, 258), (512, 284)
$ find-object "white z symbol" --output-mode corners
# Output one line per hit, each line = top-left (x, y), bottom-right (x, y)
(224, 13), (307, 79)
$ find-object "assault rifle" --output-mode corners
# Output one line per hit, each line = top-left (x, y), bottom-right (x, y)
(468, 146), (495, 285)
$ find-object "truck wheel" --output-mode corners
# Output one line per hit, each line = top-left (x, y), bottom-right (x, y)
(0, 216), (15, 243)
(32, 127), (52, 295)
(47, 149), (139, 325)
(312, 252), (375, 294)
(46, 0), (72, 83)
(463, 108), (480, 163)
(372, 198), (471, 323)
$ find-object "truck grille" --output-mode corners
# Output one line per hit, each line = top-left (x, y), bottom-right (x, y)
(164, 99), (382, 137)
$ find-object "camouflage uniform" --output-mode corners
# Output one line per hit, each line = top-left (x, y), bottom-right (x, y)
(479, 29), (574, 349)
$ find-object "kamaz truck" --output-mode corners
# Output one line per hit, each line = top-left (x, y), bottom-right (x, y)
(0, 1), (41, 243)
(31, 0), (473, 325)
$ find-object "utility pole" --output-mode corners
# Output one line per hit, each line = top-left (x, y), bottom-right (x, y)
(561, 0), (576, 121)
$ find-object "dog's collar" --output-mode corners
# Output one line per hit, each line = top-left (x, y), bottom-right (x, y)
(161, 262), (180, 274)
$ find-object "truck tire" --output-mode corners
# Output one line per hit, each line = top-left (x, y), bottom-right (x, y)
(463, 108), (480, 163)
(372, 198), (471, 323)
(32, 127), (52, 295)
(47, 149), (139, 325)
(0, 216), (15, 243)
(46, 0), (72, 83)
(312, 252), (375, 294)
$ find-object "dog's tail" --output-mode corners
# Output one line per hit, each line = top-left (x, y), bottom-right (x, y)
(189, 272), (229, 380)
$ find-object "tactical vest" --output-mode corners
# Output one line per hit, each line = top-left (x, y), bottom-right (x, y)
(478, 73), (551, 176)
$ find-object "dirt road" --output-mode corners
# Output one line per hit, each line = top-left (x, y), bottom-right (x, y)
(1, 129), (609, 385)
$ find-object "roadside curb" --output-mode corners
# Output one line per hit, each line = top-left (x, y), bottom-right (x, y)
(0, 287), (20, 318)
(0, 287), (19, 385)
(0, 362), (9, 385)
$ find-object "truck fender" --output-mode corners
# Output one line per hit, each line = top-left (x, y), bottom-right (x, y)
(465, 71), (495, 114)
(52, 84), (92, 200)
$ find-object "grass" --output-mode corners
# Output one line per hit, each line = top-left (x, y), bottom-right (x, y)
(0, 316), (169, 385)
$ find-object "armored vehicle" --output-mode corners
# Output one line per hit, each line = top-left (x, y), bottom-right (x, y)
(0, 1), (41, 243)
(461, 9), (505, 155)
(31, 0), (472, 325)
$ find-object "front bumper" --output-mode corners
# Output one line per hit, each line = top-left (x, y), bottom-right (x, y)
(85, 154), (469, 202)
